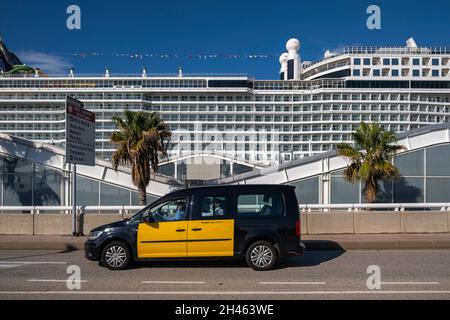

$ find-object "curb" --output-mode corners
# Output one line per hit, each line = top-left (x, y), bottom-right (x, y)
(1, 239), (450, 251)
(304, 240), (450, 251)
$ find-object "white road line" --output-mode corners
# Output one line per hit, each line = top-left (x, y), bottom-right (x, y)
(0, 290), (450, 295)
(259, 282), (326, 285)
(0, 261), (66, 265)
(381, 282), (440, 285)
(141, 281), (206, 284)
(27, 280), (87, 283)
(0, 264), (23, 269)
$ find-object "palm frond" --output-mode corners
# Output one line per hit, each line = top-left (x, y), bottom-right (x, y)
(109, 110), (172, 205)
(338, 121), (405, 203)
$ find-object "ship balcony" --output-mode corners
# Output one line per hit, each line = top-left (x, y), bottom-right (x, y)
(401, 68), (410, 77)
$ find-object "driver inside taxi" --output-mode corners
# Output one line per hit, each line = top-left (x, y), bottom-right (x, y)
(163, 202), (186, 221)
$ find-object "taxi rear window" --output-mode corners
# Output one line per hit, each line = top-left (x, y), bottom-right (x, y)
(236, 192), (285, 218)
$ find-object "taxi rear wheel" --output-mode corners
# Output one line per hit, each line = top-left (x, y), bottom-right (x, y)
(101, 241), (131, 270)
(245, 240), (278, 271)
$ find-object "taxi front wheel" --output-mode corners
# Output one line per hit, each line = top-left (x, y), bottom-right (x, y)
(101, 241), (131, 270)
(245, 240), (278, 271)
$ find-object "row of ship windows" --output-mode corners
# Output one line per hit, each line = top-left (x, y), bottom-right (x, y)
(149, 104), (450, 113)
(0, 102), (448, 114)
(1, 93), (449, 102)
(0, 111), (448, 123)
(353, 69), (449, 77)
(1, 104), (448, 115)
(0, 80), (345, 91)
(0, 121), (432, 134)
(0, 80), (207, 89)
(354, 57), (450, 66)
(0, 133), (369, 143)
(99, 141), (348, 148)
(162, 115), (447, 122)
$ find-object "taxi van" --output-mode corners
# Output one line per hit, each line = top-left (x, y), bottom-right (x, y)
(85, 184), (304, 271)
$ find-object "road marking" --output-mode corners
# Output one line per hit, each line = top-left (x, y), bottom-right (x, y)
(259, 282), (326, 285)
(0, 261), (66, 265)
(141, 281), (206, 284)
(27, 279), (87, 283)
(0, 290), (450, 296)
(0, 264), (24, 269)
(381, 282), (440, 285)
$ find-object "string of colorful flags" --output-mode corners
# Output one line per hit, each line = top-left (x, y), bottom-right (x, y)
(67, 52), (279, 60)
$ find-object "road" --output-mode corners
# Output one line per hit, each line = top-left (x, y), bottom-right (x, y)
(0, 249), (449, 299)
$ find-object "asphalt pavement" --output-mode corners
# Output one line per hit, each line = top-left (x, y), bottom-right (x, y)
(0, 249), (449, 299)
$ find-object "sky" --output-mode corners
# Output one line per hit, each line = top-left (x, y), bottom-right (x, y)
(1, 0), (450, 79)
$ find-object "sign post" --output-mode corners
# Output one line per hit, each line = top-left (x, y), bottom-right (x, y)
(65, 96), (96, 236)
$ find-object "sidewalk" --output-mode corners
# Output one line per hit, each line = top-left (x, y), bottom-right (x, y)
(303, 233), (450, 250)
(1, 234), (450, 251)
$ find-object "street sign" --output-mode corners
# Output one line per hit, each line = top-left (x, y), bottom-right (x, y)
(65, 96), (96, 166)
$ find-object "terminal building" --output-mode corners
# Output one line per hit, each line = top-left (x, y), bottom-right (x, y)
(0, 123), (449, 208)
(0, 37), (449, 207)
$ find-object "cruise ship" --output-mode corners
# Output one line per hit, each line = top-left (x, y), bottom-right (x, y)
(0, 37), (449, 180)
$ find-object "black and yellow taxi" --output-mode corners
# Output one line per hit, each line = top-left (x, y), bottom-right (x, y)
(84, 184), (304, 271)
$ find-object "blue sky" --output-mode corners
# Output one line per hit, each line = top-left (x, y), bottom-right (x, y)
(1, 0), (450, 79)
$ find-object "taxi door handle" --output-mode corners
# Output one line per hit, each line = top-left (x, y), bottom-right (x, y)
(176, 228), (186, 232)
(191, 228), (202, 231)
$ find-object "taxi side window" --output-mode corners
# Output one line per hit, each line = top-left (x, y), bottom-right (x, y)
(148, 197), (189, 222)
(237, 193), (284, 218)
(198, 195), (229, 219)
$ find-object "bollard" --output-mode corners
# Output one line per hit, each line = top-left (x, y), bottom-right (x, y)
(76, 206), (86, 236)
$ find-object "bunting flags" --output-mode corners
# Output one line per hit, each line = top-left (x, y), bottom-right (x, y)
(68, 52), (277, 60)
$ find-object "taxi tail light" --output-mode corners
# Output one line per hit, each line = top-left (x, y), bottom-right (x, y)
(296, 220), (300, 237)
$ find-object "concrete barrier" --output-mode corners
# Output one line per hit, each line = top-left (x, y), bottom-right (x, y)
(448, 212), (450, 233)
(354, 211), (401, 234)
(80, 214), (123, 236)
(300, 213), (308, 234)
(401, 211), (449, 233)
(306, 212), (354, 234)
(34, 215), (72, 235)
(0, 214), (34, 235)
(0, 211), (449, 235)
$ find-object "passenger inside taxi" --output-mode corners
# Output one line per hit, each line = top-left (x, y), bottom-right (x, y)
(260, 194), (273, 216)
(213, 198), (225, 215)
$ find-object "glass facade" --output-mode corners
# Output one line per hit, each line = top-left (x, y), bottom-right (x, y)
(0, 153), (159, 207)
(319, 143), (450, 204)
(1, 156), (60, 206)
(291, 176), (320, 204)
(330, 172), (360, 204)
(0, 141), (449, 207)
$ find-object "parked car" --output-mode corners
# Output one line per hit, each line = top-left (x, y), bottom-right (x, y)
(85, 184), (304, 271)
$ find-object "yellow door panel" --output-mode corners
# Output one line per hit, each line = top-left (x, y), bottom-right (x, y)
(187, 219), (234, 257)
(137, 221), (188, 258)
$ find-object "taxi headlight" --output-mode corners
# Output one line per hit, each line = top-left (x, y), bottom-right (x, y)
(88, 231), (103, 240)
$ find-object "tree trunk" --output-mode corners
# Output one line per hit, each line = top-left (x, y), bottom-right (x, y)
(139, 188), (147, 206)
(364, 180), (377, 210)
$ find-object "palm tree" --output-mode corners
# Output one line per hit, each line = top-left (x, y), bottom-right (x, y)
(337, 122), (404, 204)
(110, 110), (171, 205)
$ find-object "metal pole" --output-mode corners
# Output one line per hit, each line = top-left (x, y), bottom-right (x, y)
(72, 163), (77, 236)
